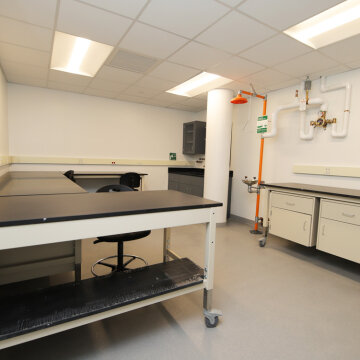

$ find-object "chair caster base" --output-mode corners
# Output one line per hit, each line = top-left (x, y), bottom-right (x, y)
(91, 254), (148, 277)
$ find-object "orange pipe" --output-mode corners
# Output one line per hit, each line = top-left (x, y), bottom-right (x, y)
(241, 90), (265, 100)
(253, 98), (267, 232)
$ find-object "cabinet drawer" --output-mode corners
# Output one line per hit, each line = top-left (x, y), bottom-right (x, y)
(269, 207), (313, 246)
(317, 218), (360, 263)
(271, 192), (314, 214)
(321, 200), (360, 226)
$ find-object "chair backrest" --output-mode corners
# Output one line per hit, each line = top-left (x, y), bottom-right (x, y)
(63, 170), (75, 182)
(119, 172), (141, 189)
(96, 184), (133, 193)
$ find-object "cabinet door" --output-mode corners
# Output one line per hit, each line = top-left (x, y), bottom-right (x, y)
(317, 218), (360, 263)
(270, 207), (312, 246)
(183, 123), (195, 154)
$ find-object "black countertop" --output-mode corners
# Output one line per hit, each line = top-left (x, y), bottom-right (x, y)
(0, 190), (222, 227)
(169, 167), (233, 178)
(266, 183), (360, 199)
(74, 172), (147, 177)
(0, 171), (86, 197)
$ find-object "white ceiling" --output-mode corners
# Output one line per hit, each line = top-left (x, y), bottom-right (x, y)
(0, 0), (357, 112)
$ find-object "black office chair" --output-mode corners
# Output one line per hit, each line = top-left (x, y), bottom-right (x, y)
(91, 184), (151, 277)
(120, 172), (141, 190)
(64, 170), (76, 183)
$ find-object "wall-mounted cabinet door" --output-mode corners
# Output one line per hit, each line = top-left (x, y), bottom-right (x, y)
(183, 121), (206, 155)
(270, 207), (312, 246)
(317, 218), (360, 263)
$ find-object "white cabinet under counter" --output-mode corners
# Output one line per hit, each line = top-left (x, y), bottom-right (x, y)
(269, 191), (318, 247)
(261, 183), (360, 264)
(317, 199), (360, 263)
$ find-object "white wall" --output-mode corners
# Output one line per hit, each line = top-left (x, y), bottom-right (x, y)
(0, 66), (8, 176)
(231, 68), (360, 220)
(0, 67), (9, 175)
(8, 84), (195, 190)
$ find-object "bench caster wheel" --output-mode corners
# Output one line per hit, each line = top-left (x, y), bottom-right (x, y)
(259, 238), (266, 247)
(205, 315), (219, 328)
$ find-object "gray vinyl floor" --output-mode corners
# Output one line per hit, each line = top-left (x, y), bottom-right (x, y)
(2, 218), (360, 360)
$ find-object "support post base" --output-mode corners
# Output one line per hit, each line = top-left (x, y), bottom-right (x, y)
(249, 229), (262, 234)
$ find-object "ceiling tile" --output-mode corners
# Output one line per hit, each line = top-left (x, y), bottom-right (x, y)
(123, 85), (162, 98)
(222, 81), (251, 92)
(347, 60), (360, 70)
(209, 56), (264, 80)
(273, 52), (339, 78)
(319, 34), (360, 64)
(48, 81), (86, 93)
(87, 78), (128, 92)
(243, 69), (293, 88)
(217, 0), (246, 7)
(139, 0), (229, 38)
(119, 23), (188, 59)
(267, 78), (301, 92)
(48, 70), (92, 86)
(178, 97), (207, 107)
(116, 94), (148, 104)
(0, 0), (57, 29)
(0, 42), (50, 68)
(1, 60), (48, 80)
(301, 64), (351, 81)
(196, 11), (276, 54)
(6, 75), (47, 87)
(144, 97), (175, 107)
(0, 16), (53, 51)
(57, 0), (132, 45)
(134, 75), (177, 91)
(169, 42), (230, 70)
(151, 92), (185, 103)
(83, 87), (119, 99)
(78, 0), (147, 19)
(95, 65), (142, 84)
(238, 0), (344, 30)
(167, 103), (194, 112)
(193, 93), (208, 100)
(149, 62), (199, 83)
(240, 34), (312, 67)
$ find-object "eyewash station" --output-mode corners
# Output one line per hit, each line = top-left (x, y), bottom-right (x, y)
(231, 76), (360, 265)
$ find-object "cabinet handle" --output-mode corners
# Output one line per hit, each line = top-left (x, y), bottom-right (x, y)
(303, 221), (307, 231)
(286, 202), (295, 206)
(322, 224), (325, 236)
(342, 212), (355, 218)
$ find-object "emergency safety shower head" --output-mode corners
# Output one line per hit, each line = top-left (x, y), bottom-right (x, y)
(231, 91), (248, 104)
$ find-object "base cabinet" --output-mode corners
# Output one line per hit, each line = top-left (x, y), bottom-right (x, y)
(317, 199), (360, 263)
(266, 185), (360, 264)
(270, 207), (313, 246)
(269, 191), (317, 247)
(317, 218), (360, 263)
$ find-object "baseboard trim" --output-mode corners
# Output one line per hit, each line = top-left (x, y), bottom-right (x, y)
(229, 215), (254, 226)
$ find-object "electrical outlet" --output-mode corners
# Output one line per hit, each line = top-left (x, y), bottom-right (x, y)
(325, 167), (330, 175)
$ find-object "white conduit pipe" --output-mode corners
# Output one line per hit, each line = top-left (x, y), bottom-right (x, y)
(262, 102), (299, 138)
(320, 76), (351, 138)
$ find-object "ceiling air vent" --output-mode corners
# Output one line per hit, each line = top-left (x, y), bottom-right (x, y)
(109, 49), (159, 73)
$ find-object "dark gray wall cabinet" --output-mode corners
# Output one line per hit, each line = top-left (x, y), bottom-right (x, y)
(183, 121), (206, 155)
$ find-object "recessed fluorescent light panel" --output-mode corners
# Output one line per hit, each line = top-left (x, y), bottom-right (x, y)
(284, 0), (360, 49)
(51, 32), (114, 77)
(166, 72), (232, 97)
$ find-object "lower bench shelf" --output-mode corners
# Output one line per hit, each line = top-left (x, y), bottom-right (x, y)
(0, 258), (203, 341)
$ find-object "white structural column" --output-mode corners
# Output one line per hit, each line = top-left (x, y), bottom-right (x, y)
(204, 88), (233, 223)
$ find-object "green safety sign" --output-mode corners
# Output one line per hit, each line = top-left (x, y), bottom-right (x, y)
(257, 115), (268, 133)
(169, 152), (176, 160)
